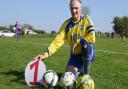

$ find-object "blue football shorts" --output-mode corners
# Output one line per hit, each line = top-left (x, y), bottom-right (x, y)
(67, 44), (96, 72)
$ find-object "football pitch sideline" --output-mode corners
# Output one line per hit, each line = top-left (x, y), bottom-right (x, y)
(0, 37), (128, 89)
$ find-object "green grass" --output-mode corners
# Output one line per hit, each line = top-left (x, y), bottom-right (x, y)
(0, 37), (128, 89)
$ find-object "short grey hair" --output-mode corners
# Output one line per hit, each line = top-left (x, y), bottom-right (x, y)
(69, 0), (81, 7)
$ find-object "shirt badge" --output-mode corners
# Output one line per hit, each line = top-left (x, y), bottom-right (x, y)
(80, 25), (84, 30)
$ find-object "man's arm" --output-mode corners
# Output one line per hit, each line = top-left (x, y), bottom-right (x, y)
(34, 24), (67, 60)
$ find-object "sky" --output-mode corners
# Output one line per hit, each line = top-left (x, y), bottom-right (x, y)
(0, 0), (128, 33)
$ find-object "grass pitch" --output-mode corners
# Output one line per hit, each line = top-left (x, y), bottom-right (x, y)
(0, 37), (128, 89)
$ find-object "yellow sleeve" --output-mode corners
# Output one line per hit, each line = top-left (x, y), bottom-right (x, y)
(86, 31), (95, 43)
(44, 24), (66, 56)
(77, 31), (95, 44)
(85, 15), (95, 44)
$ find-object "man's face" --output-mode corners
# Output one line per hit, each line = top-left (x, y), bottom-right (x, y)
(70, 1), (81, 21)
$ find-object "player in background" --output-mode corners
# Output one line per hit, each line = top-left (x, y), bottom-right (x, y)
(13, 21), (21, 41)
(120, 28), (126, 41)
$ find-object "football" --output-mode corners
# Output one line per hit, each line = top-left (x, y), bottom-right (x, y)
(40, 70), (58, 88)
(76, 74), (94, 89)
(60, 72), (75, 88)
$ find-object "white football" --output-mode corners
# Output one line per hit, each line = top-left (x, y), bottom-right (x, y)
(60, 72), (75, 88)
(40, 70), (58, 88)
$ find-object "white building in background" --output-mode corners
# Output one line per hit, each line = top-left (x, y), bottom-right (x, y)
(24, 28), (38, 35)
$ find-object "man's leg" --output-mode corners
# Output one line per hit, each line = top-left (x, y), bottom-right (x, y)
(82, 44), (96, 74)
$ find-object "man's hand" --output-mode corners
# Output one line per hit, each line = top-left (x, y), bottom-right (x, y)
(80, 39), (88, 46)
(34, 54), (47, 60)
(72, 42), (78, 54)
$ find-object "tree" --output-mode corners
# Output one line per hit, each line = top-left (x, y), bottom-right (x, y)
(81, 5), (90, 15)
(33, 29), (46, 34)
(112, 16), (128, 37)
(0, 26), (9, 31)
(51, 30), (56, 35)
(22, 24), (34, 30)
(112, 17), (122, 33)
(9, 25), (14, 32)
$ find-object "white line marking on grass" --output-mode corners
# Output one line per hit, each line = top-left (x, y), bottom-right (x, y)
(14, 41), (128, 55)
(18, 41), (49, 46)
(96, 50), (128, 55)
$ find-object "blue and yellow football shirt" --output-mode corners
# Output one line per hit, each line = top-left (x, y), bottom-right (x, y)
(44, 15), (95, 57)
